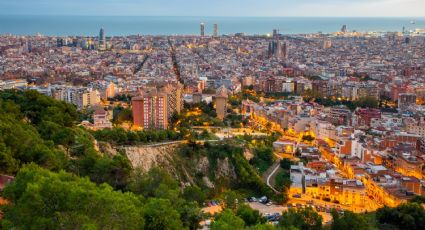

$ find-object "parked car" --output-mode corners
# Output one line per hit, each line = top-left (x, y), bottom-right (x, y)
(292, 194), (302, 198)
(259, 196), (268, 204)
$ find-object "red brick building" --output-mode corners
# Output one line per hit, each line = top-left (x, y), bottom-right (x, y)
(354, 108), (381, 128)
(132, 91), (168, 130)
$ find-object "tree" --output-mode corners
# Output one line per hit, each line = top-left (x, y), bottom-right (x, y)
(1, 164), (145, 229)
(275, 170), (291, 192)
(236, 204), (265, 226)
(331, 210), (371, 230)
(211, 209), (245, 230)
(127, 168), (179, 198)
(143, 198), (184, 230)
(376, 203), (425, 230)
(222, 190), (239, 210)
(409, 196), (425, 204)
(177, 201), (202, 230)
(354, 96), (379, 109)
(302, 134), (315, 143)
(250, 147), (274, 173)
(183, 186), (207, 205)
(279, 208), (323, 230)
(280, 158), (292, 170)
(248, 224), (278, 230)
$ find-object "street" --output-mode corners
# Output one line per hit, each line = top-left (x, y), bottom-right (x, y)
(248, 201), (333, 225)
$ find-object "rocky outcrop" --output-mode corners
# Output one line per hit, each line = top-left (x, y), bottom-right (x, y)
(123, 144), (179, 172)
(121, 144), (238, 189)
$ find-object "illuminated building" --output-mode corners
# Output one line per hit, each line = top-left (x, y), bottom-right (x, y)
(393, 152), (424, 179)
(132, 90), (168, 130)
(398, 93), (416, 111)
(71, 89), (100, 109)
(273, 140), (297, 154)
(93, 109), (112, 130)
(105, 82), (116, 99)
(215, 85), (228, 120)
(159, 82), (184, 117)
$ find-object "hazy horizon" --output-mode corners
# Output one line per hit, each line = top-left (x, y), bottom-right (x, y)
(1, 0), (425, 17)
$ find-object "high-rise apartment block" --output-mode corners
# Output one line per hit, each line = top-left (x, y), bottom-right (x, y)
(213, 24), (218, 37)
(215, 85), (228, 120)
(132, 90), (168, 130)
(132, 82), (183, 130)
(200, 23), (205, 36)
(52, 87), (100, 109)
(99, 28), (107, 50)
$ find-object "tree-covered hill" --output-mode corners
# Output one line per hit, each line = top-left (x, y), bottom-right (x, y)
(1, 90), (424, 230)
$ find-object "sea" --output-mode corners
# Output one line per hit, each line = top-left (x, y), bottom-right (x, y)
(0, 16), (424, 36)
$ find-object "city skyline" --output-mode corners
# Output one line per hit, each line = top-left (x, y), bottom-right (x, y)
(1, 0), (425, 17)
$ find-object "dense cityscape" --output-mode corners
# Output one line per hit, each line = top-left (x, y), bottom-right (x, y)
(1, 7), (425, 230)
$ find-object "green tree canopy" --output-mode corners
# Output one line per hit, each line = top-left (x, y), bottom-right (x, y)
(211, 209), (245, 230)
(236, 204), (265, 226)
(1, 164), (145, 229)
(279, 208), (323, 230)
(354, 96), (379, 109)
(331, 210), (371, 230)
(376, 203), (425, 230)
(143, 198), (184, 230)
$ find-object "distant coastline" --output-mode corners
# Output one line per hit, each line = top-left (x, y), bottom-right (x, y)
(1, 15), (424, 36)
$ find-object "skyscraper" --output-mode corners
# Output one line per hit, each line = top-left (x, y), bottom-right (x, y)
(99, 28), (105, 46)
(213, 24), (218, 37)
(282, 41), (288, 59)
(341, 25), (347, 33)
(273, 29), (278, 37)
(200, 23), (205, 36)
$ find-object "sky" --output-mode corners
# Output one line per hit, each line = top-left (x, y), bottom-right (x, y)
(1, 0), (424, 17)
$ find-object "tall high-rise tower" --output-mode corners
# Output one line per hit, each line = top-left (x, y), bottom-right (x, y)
(99, 28), (105, 46)
(213, 24), (218, 37)
(282, 41), (288, 59)
(200, 23), (205, 36)
(215, 85), (228, 120)
(273, 29), (278, 37)
(341, 25), (347, 33)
